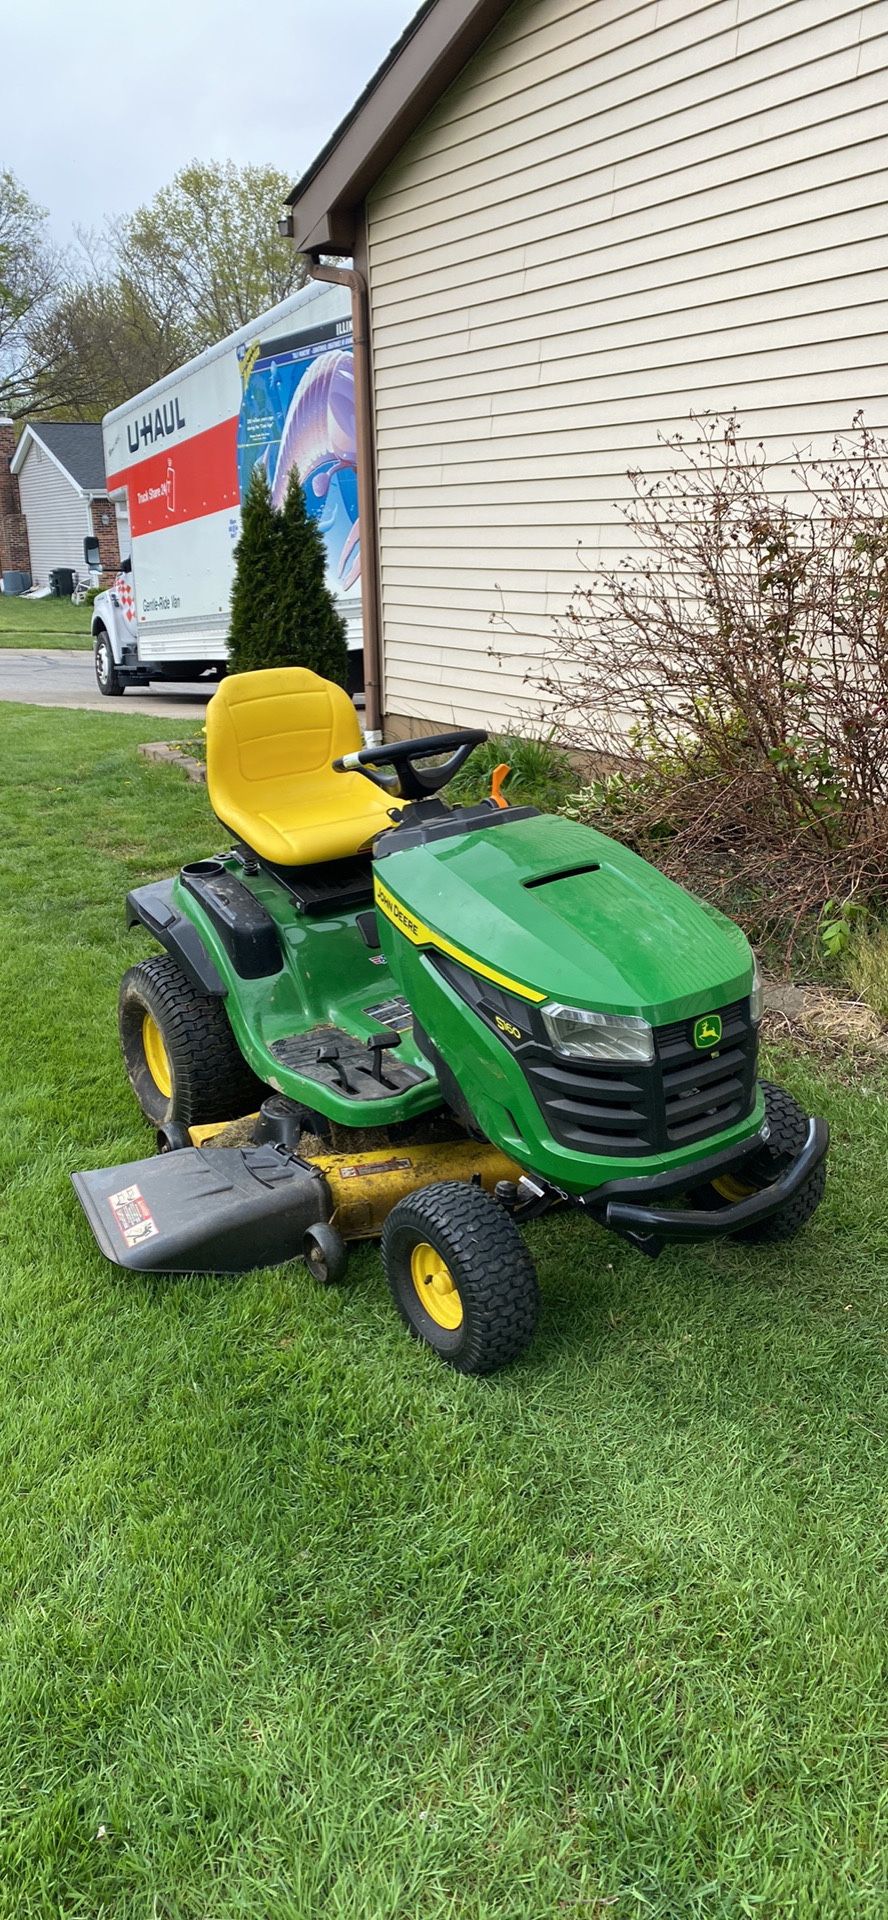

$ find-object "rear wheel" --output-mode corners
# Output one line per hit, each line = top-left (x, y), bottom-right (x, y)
(94, 629), (124, 696)
(382, 1181), (539, 1374)
(697, 1078), (825, 1244)
(119, 954), (264, 1126)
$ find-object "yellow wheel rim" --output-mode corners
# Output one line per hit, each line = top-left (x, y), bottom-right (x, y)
(712, 1172), (757, 1202)
(142, 1012), (173, 1099)
(410, 1241), (463, 1332)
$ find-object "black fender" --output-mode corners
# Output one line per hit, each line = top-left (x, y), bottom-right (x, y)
(126, 880), (226, 998)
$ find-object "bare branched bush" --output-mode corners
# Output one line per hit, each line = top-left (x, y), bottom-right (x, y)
(537, 414), (888, 949)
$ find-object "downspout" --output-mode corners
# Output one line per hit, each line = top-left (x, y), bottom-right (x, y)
(305, 256), (383, 743)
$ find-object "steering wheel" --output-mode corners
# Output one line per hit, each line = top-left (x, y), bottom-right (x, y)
(333, 729), (487, 801)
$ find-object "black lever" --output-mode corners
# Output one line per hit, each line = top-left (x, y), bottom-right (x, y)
(316, 1040), (345, 1087)
(316, 1041), (364, 1096)
(366, 1030), (401, 1083)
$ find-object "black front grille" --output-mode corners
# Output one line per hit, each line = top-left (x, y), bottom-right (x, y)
(522, 1053), (654, 1154)
(522, 998), (758, 1157)
(656, 999), (756, 1147)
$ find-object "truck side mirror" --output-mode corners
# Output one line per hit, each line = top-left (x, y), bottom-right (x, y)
(83, 535), (101, 568)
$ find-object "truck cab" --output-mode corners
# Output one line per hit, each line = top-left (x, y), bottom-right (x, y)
(91, 555), (226, 696)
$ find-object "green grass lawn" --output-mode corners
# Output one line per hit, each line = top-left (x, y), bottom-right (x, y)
(0, 593), (92, 647)
(3, 701), (888, 1917)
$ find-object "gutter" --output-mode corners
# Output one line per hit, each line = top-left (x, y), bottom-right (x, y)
(301, 253), (383, 744)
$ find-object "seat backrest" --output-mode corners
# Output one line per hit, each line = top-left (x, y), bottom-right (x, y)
(206, 667), (362, 815)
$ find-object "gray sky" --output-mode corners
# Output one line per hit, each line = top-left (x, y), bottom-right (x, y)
(5, 0), (416, 246)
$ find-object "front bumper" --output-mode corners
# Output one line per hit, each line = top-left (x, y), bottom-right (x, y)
(582, 1116), (829, 1254)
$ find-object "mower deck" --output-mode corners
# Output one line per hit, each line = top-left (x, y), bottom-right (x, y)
(72, 1123), (524, 1274)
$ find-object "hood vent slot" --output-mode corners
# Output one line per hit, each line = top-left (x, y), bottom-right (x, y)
(523, 863), (600, 890)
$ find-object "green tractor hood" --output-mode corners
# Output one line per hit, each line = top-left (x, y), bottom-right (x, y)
(376, 812), (753, 1023)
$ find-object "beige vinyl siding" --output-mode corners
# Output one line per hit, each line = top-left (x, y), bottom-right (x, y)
(17, 443), (90, 587)
(366, 0), (888, 729)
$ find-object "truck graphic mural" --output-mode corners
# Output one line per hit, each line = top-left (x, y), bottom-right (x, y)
(236, 322), (359, 598)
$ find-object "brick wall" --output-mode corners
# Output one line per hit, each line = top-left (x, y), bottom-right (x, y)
(89, 496), (120, 574)
(0, 420), (31, 579)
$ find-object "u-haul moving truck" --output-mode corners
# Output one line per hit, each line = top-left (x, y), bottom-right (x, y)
(92, 279), (358, 695)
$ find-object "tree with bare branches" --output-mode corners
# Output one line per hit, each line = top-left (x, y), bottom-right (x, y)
(0, 169), (59, 417)
(116, 160), (305, 353)
(538, 414), (888, 942)
(25, 160), (306, 421)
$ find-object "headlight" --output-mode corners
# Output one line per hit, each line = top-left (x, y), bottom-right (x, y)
(542, 1003), (655, 1063)
(750, 954), (764, 1025)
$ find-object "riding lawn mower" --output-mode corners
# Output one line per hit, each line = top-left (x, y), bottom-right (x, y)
(73, 668), (829, 1374)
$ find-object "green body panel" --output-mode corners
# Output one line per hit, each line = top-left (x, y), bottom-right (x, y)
(376, 813), (753, 1020)
(171, 809), (764, 1195)
(377, 928), (764, 1195)
(170, 866), (440, 1129)
(373, 812), (763, 1196)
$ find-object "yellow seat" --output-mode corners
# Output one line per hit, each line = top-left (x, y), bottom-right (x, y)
(205, 667), (393, 866)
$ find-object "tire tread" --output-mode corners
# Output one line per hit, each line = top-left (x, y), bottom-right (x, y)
(734, 1078), (825, 1244)
(119, 953), (263, 1124)
(382, 1181), (539, 1374)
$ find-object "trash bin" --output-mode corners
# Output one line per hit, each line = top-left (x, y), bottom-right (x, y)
(49, 567), (76, 597)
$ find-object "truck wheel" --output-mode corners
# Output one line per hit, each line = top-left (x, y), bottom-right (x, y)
(119, 954), (264, 1126)
(94, 630), (124, 696)
(700, 1079), (826, 1244)
(381, 1181), (540, 1374)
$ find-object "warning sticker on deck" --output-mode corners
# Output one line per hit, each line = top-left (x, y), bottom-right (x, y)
(108, 1183), (159, 1248)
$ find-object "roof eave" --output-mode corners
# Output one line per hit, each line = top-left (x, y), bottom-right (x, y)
(9, 426), (34, 478)
(287, 0), (514, 255)
(11, 422), (106, 492)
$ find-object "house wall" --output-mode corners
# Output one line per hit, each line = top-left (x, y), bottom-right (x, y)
(89, 497), (121, 574)
(0, 421), (31, 581)
(365, 0), (888, 732)
(16, 440), (91, 586)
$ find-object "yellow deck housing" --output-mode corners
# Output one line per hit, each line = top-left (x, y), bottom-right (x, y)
(186, 1121), (523, 1241)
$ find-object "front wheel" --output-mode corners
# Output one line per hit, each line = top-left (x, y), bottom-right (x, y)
(699, 1079), (826, 1244)
(94, 629), (123, 696)
(382, 1182), (540, 1374)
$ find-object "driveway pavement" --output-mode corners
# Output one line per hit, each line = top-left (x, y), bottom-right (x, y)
(0, 649), (214, 720)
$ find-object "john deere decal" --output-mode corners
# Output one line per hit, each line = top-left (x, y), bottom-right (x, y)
(694, 1013), (722, 1050)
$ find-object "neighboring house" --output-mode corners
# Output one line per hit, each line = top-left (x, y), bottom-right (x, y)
(7, 421), (128, 588)
(286, 0), (888, 735)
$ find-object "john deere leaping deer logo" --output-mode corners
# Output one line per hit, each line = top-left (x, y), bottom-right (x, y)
(693, 1013), (722, 1050)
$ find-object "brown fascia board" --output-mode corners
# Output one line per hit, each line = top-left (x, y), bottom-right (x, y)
(288, 0), (515, 254)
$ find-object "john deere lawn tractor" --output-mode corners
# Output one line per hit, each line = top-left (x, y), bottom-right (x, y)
(73, 668), (828, 1374)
